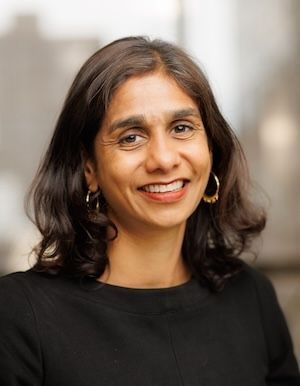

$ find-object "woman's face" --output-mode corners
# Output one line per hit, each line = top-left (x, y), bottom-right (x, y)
(84, 71), (212, 232)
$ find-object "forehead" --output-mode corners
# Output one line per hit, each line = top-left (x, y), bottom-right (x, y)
(104, 72), (198, 121)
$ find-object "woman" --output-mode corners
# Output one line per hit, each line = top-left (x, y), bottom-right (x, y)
(0, 36), (299, 385)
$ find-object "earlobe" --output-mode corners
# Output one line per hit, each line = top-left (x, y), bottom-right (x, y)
(84, 159), (99, 192)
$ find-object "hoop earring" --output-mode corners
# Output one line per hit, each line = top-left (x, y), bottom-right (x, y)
(86, 189), (100, 211)
(203, 172), (220, 204)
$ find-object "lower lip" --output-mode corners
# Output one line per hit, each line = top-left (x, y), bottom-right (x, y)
(138, 183), (189, 203)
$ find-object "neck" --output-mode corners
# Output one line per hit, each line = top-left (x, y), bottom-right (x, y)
(99, 222), (191, 288)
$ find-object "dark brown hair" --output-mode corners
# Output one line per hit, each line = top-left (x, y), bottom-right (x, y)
(27, 36), (266, 291)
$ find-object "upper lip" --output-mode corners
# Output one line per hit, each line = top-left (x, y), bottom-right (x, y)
(138, 179), (189, 189)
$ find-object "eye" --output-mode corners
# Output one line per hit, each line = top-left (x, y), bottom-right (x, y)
(118, 133), (145, 146)
(120, 134), (138, 143)
(174, 124), (189, 133)
(172, 124), (195, 136)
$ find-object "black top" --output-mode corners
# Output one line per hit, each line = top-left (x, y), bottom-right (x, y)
(0, 263), (299, 386)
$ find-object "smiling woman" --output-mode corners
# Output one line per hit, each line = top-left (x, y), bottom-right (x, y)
(0, 36), (299, 385)
(84, 72), (211, 237)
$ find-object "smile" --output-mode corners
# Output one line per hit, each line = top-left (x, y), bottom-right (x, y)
(140, 180), (187, 193)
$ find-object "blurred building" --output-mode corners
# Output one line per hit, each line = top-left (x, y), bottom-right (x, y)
(237, 0), (300, 361)
(238, 0), (300, 266)
(0, 14), (99, 188)
(0, 14), (99, 272)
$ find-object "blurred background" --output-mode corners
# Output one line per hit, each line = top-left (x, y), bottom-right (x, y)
(0, 0), (299, 360)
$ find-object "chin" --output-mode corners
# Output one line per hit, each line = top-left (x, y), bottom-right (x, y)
(143, 214), (189, 230)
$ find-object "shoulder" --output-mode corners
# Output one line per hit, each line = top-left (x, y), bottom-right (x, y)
(226, 260), (277, 302)
(0, 270), (34, 309)
(0, 269), (78, 321)
(0, 270), (45, 302)
(211, 261), (283, 329)
(230, 261), (300, 378)
(0, 271), (45, 382)
(0, 270), (48, 324)
(0, 269), (76, 296)
(222, 261), (285, 332)
(231, 260), (286, 324)
(0, 269), (79, 350)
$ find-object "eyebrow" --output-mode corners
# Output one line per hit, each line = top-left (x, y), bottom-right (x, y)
(172, 108), (201, 120)
(108, 116), (145, 134)
(107, 108), (201, 134)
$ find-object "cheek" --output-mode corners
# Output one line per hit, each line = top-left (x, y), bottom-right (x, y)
(186, 140), (211, 172)
(97, 152), (140, 196)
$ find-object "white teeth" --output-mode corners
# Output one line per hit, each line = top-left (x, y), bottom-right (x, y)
(143, 180), (184, 193)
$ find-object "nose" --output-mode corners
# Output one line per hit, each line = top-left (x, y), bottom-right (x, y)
(144, 133), (180, 174)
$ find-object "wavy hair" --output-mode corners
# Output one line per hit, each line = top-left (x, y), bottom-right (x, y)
(27, 36), (266, 291)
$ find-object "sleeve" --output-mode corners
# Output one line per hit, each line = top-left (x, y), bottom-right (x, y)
(0, 274), (43, 385)
(252, 269), (300, 385)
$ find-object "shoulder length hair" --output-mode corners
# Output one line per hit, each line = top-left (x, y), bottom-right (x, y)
(27, 36), (266, 292)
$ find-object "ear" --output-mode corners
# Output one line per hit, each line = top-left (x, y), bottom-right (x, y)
(83, 158), (99, 193)
(209, 150), (213, 169)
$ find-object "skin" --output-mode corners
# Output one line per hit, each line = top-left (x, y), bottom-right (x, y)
(84, 71), (212, 288)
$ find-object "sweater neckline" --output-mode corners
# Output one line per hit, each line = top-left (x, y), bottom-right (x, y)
(78, 276), (211, 314)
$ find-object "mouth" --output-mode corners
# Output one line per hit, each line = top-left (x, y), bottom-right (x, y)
(138, 179), (188, 193)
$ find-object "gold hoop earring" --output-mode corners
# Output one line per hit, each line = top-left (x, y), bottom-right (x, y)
(203, 172), (220, 204)
(86, 189), (100, 211)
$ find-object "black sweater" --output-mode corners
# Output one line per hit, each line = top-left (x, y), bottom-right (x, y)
(0, 264), (299, 386)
